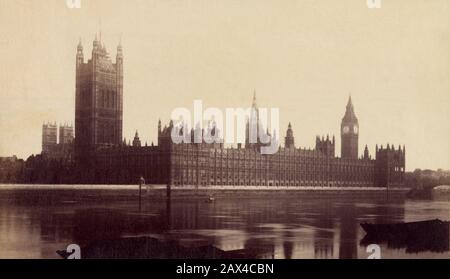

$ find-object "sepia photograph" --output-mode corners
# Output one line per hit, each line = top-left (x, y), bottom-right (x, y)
(0, 0), (449, 266)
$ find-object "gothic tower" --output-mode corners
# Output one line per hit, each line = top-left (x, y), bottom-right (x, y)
(245, 92), (261, 150)
(42, 122), (57, 154)
(75, 35), (123, 162)
(285, 122), (295, 149)
(341, 96), (359, 159)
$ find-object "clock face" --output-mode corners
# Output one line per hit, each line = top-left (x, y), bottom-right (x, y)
(353, 126), (358, 134)
(343, 126), (350, 134)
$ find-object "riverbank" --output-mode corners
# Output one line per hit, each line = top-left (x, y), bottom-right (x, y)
(432, 186), (450, 201)
(0, 184), (408, 201)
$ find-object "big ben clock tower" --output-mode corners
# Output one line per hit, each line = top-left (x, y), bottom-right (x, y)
(341, 96), (359, 159)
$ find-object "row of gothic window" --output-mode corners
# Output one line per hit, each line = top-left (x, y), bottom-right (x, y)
(99, 90), (116, 109)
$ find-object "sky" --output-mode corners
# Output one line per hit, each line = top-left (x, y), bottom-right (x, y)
(0, 0), (449, 171)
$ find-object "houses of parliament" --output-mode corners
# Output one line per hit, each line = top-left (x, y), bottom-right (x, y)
(40, 37), (405, 188)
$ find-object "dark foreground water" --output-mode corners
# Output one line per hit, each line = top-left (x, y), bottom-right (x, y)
(0, 185), (449, 259)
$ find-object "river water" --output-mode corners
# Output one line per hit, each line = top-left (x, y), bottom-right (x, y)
(0, 185), (449, 259)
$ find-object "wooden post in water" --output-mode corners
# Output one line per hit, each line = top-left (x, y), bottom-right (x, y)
(166, 183), (171, 199)
(386, 181), (390, 200)
(139, 176), (145, 211)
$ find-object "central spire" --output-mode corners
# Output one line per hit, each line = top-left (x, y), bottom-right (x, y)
(346, 95), (353, 110)
(343, 95), (357, 122)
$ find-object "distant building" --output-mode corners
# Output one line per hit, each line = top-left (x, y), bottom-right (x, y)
(42, 122), (57, 154)
(59, 124), (74, 144)
(41, 122), (74, 161)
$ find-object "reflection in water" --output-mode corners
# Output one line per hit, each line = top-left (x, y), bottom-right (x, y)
(0, 188), (449, 259)
(313, 202), (335, 259)
(339, 204), (357, 259)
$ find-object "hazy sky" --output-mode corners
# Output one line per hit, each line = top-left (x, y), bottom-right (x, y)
(0, 0), (449, 171)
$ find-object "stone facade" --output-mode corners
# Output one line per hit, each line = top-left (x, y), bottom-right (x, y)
(73, 38), (405, 187)
(92, 96), (405, 187)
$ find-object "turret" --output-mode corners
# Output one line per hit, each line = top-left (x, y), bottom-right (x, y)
(158, 119), (162, 137)
(115, 39), (124, 144)
(193, 122), (202, 143)
(116, 40), (123, 63)
(132, 130), (141, 147)
(316, 134), (335, 157)
(92, 33), (100, 56)
(363, 145), (369, 159)
(76, 38), (84, 68)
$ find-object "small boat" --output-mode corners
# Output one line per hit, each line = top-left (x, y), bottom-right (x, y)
(56, 249), (73, 259)
(361, 219), (449, 242)
(361, 219), (449, 237)
(206, 195), (215, 203)
(360, 219), (450, 253)
(57, 236), (273, 259)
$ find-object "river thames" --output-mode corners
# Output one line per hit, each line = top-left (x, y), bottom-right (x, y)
(0, 185), (449, 259)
